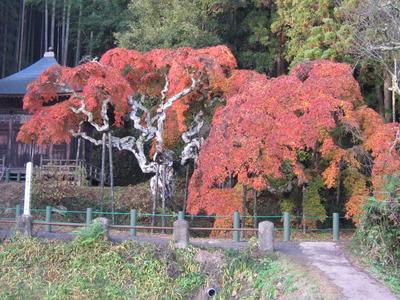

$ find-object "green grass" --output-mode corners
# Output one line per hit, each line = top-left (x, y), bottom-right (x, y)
(0, 233), (326, 299)
(216, 246), (327, 300)
(0, 235), (204, 299)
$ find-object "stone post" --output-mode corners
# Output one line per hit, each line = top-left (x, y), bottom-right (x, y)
(258, 221), (274, 252)
(173, 219), (189, 249)
(17, 214), (33, 237)
(93, 217), (110, 238)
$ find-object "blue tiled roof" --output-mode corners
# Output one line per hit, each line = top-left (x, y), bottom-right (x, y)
(0, 52), (59, 96)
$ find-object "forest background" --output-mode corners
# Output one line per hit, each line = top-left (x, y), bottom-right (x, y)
(0, 0), (397, 122)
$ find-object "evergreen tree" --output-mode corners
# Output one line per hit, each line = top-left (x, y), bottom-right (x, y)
(117, 0), (283, 75)
(0, 0), (21, 77)
(271, 0), (351, 68)
(115, 0), (221, 52)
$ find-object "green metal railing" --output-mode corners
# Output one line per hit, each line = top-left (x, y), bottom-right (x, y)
(0, 205), (355, 242)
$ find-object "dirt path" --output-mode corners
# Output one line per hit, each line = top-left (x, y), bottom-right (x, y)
(1, 229), (397, 299)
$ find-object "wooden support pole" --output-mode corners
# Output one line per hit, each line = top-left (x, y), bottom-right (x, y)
(392, 59), (397, 123)
(241, 184), (247, 227)
(7, 115), (13, 167)
(151, 164), (159, 233)
(252, 189), (258, 229)
(161, 164), (166, 234)
(99, 133), (106, 214)
(5, 169), (10, 182)
(183, 163), (190, 213)
(108, 132), (115, 225)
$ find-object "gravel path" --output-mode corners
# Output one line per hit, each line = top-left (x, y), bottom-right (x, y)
(1, 229), (397, 300)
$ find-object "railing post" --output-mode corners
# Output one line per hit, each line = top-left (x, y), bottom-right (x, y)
(15, 204), (21, 220)
(5, 169), (10, 182)
(130, 209), (137, 236)
(333, 213), (339, 241)
(86, 208), (92, 225)
(283, 212), (291, 242)
(233, 211), (240, 242)
(45, 206), (52, 232)
(178, 211), (184, 221)
(17, 171), (21, 182)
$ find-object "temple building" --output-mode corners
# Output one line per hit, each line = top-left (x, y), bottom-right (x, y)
(0, 51), (76, 172)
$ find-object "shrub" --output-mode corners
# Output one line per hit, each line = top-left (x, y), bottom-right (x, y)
(355, 175), (400, 269)
(73, 221), (107, 246)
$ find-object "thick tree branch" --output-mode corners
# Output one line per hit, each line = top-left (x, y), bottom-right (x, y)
(65, 68), (200, 202)
(181, 110), (204, 165)
(68, 88), (110, 132)
(156, 76), (200, 152)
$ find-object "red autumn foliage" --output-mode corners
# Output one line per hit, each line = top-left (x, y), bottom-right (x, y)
(186, 60), (400, 221)
(17, 46), (237, 147)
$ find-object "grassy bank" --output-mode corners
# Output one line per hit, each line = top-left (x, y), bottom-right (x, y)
(347, 241), (400, 297)
(0, 233), (329, 299)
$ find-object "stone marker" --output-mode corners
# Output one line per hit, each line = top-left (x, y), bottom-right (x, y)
(23, 162), (33, 216)
(93, 217), (110, 238)
(173, 219), (189, 249)
(17, 214), (33, 237)
(16, 162), (34, 237)
(258, 221), (274, 252)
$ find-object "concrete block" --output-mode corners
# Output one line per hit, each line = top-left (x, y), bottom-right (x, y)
(173, 219), (189, 249)
(258, 221), (274, 252)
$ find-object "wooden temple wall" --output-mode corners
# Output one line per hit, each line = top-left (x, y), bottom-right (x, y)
(0, 113), (78, 168)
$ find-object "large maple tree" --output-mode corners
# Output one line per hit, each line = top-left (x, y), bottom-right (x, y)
(186, 59), (400, 227)
(17, 45), (400, 226)
(17, 46), (237, 202)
